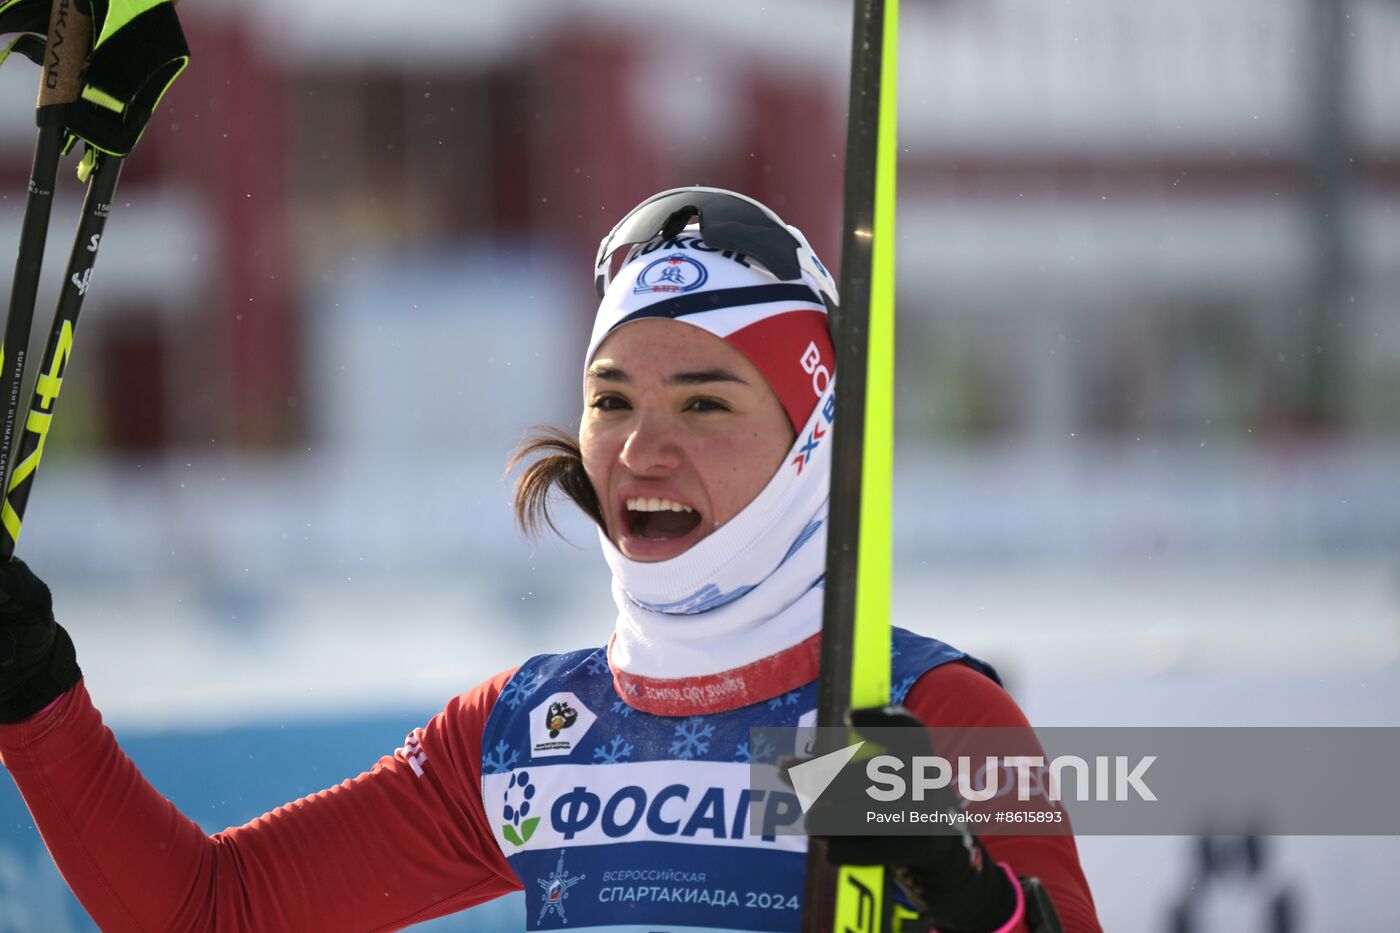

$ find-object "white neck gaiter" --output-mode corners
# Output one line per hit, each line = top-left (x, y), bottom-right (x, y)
(604, 381), (835, 715)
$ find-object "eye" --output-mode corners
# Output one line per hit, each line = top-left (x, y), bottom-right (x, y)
(685, 397), (731, 413)
(589, 394), (630, 412)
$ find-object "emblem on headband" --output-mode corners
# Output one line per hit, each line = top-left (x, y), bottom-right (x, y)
(633, 255), (709, 295)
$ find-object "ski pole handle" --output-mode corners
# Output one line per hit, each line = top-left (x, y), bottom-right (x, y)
(36, 0), (90, 112)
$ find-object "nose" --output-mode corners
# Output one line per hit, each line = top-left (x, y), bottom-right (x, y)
(619, 410), (683, 475)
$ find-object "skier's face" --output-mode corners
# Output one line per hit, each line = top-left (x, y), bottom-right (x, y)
(581, 319), (796, 562)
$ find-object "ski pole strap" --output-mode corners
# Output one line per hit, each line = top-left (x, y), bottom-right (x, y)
(0, 33), (42, 67)
(0, 0), (48, 69)
(0, 0), (47, 40)
(63, 0), (188, 157)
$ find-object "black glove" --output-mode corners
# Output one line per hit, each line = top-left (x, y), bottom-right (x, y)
(817, 705), (1021, 933)
(0, 558), (79, 724)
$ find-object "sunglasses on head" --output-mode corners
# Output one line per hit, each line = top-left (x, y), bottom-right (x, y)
(594, 187), (839, 310)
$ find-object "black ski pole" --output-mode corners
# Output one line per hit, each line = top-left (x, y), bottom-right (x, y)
(0, 0), (91, 508)
(0, 152), (120, 557)
(0, 0), (91, 530)
(0, 0), (188, 555)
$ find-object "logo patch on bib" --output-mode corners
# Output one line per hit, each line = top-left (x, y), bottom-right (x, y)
(530, 692), (597, 758)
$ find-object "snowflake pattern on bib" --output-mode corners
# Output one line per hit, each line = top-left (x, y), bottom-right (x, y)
(480, 627), (996, 932)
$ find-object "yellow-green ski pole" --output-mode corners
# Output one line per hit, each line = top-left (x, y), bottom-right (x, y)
(802, 0), (900, 931)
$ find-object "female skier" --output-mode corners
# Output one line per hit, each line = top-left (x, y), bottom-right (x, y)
(0, 188), (1100, 932)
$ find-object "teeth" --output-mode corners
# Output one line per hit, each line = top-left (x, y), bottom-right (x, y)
(626, 496), (694, 513)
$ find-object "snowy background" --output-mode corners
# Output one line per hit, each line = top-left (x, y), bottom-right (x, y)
(2, 0), (1399, 930)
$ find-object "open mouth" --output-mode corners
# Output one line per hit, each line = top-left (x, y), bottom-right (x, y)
(625, 496), (703, 541)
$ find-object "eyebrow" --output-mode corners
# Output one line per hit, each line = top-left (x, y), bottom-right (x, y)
(586, 365), (751, 387)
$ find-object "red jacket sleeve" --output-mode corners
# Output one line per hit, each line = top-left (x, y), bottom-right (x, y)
(0, 673), (522, 932)
(904, 662), (1102, 933)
